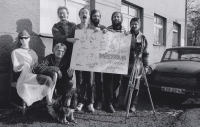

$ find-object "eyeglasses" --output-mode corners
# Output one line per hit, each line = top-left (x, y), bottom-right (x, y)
(20, 37), (29, 40)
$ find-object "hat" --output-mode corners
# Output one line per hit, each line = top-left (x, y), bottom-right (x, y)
(18, 30), (30, 37)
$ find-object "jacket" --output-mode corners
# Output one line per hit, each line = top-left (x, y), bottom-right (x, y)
(52, 21), (76, 58)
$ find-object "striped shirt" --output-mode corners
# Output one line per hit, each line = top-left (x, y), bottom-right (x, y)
(107, 25), (126, 33)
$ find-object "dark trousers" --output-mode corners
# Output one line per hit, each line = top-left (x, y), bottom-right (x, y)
(75, 70), (94, 104)
(122, 76), (139, 106)
(95, 72), (102, 102)
(103, 73), (121, 105)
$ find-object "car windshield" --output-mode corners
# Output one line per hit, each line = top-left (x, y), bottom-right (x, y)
(162, 49), (200, 62)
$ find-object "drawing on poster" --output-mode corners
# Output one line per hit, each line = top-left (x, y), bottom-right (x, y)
(80, 30), (88, 47)
(88, 32), (98, 49)
(118, 35), (129, 53)
(109, 36), (119, 52)
(75, 52), (85, 65)
(70, 29), (132, 74)
(86, 53), (98, 68)
(100, 33), (109, 50)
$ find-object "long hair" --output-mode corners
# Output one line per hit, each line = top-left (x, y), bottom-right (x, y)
(90, 9), (101, 20)
(111, 11), (123, 22)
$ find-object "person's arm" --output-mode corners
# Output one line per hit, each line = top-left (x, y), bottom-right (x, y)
(67, 25), (79, 43)
(32, 55), (59, 74)
(99, 25), (108, 34)
(67, 67), (74, 77)
(142, 36), (149, 72)
(11, 51), (24, 72)
(52, 24), (68, 44)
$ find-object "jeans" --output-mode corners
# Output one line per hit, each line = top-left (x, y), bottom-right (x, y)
(103, 73), (121, 105)
(75, 70), (94, 104)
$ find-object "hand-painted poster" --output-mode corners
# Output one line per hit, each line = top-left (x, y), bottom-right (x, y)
(70, 29), (132, 75)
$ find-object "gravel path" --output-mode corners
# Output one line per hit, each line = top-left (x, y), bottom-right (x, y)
(1, 86), (200, 127)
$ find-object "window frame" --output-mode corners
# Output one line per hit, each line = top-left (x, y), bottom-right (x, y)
(153, 14), (166, 46)
(172, 22), (181, 47)
(121, 1), (143, 32)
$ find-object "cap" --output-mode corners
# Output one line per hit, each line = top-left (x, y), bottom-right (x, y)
(18, 30), (30, 37)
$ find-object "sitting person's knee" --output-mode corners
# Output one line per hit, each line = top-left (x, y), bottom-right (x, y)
(36, 74), (53, 87)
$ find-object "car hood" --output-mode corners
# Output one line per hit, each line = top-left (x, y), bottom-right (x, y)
(154, 61), (200, 74)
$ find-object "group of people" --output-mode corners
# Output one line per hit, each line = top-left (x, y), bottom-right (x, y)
(11, 6), (149, 121)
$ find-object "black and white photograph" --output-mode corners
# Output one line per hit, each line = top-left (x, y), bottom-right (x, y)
(0, 0), (199, 126)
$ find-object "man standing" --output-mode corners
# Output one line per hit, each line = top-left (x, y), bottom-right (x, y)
(90, 9), (107, 110)
(70, 7), (97, 113)
(52, 6), (77, 61)
(122, 17), (149, 112)
(103, 11), (126, 113)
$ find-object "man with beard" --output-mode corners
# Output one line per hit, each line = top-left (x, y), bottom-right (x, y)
(122, 17), (149, 112)
(103, 11), (127, 113)
(90, 9), (107, 110)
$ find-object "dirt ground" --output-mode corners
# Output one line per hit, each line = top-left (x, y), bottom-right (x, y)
(1, 86), (200, 127)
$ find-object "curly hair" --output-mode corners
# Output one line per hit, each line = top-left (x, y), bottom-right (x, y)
(53, 43), (67, 53)
(57, 6), (69, 14)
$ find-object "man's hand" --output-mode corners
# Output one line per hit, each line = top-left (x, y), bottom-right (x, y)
(144, 67), (148, 74)
(49, 66), (60, 72)
(57, 70), (62, 79)
(94, 27), (101, 32)
(102, 29), (108, 34)
(124, 31), (130, 36)
(107, 29), (116, 33)
(67, 38), (79, 43)
(67, 67), (74, 77)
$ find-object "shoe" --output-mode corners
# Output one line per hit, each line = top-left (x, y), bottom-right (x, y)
(107, 104), (115, 113)
(130, 105), (136, 112)
(88, 103), (95, 113)
(47, 105), (57, 119)
(76, 103), (84, 111)
(96, 102), (102, 110)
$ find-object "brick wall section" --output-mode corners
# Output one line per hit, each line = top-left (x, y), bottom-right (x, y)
(0, 0), (42, 107)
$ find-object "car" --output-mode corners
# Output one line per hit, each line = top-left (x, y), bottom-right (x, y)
(147, 46), (200, 97)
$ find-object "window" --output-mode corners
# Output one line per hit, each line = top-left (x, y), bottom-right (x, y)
(40, 0), (89, 35)
(121, 3), (141, 31)
(173, 23), (180, 47)
(154, 15), (165, 45)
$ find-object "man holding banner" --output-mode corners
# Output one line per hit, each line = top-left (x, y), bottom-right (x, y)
(90, 9), (107, 110)
(69, 7), (98, 113)
(103, 11), (127, 113)
(122, 17), (149, 112)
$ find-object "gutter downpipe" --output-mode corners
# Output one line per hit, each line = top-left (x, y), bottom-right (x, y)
(185, 0), (187, 46)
